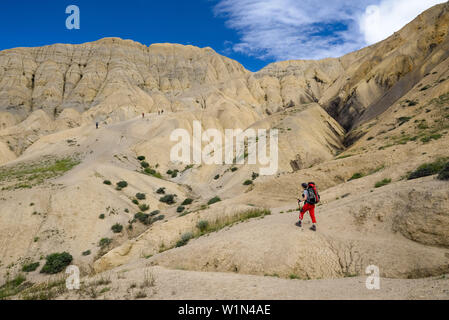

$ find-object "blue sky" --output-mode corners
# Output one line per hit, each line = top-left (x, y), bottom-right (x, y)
(0, 0), (444, 71)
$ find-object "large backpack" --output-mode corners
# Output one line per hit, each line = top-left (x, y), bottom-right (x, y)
(306, 182), (320, 205)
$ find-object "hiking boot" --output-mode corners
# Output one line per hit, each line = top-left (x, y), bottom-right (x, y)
(296, 220), (302, 227)
(310, 225), (316, 232)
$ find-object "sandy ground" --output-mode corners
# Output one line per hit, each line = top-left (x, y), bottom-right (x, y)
(59, 265), (449, 300)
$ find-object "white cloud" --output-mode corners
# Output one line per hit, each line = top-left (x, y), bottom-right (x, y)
(360, 0), (446, 44)
(214, 0), (446, 62)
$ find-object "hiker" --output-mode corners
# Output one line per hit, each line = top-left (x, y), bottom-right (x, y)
(297, 182), (320, 231)
(142, 112), (145, 119)
(96, 121), (99, 129)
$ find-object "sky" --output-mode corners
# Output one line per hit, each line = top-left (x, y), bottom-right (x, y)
(0, 0), (445, 71)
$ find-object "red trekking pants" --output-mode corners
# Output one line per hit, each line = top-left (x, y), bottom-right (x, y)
(300, 203), (316, 223)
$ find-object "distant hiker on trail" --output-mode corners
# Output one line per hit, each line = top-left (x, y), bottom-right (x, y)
(96, 122), (99, 129)
(297, 182), (320, 231)
(142, 112), (145, 119)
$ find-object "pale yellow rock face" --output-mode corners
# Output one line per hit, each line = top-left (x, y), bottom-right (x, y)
(1, 2), (449, 300)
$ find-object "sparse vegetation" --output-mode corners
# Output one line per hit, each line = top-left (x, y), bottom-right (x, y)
(0, 274), (28, 299)
(243, 179), (253, 185)
(140, 161), (149, 168)
(176, 232), (194, 247)
(111, 223), (123, 233)
(116, 181), (128, 189)
(181, 198), (193, 206)
(135, 212), (151, 225)
(196, 220), (209, 232)
(149, 210), (160, 216)
(99, 238), (112, 248)
(22, 262), (40, 272)
(159, 194), (176, 205)
(99, 214), (105, 219)
(136, 193), (146, 200)
(214, 174), (220, 180)
(348, 173), (364, 181)
(176, 206), (185, 213)
(0, 157), (81, 190)
(40, 252), (73, 274)
(408, 158), (447, 180)
(374, 178), (392, 188)
(103, 180), (111, 185)
(193, 209), (271, 237)
(137, 156), (146, 161)
(82, 250), (91, 256)
(437, 162), (449, 180)
(397, 116), (412, 126)
(143, 168), (163, 179)
(420, 133), (442, 143)
(156, 187), (166, 194)
(207, 196), (221, 205)
(138, 204), (150, 212)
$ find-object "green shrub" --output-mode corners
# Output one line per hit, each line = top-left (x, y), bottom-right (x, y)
(207, 196), (221, 205)
(252, 172), (259, 180)
(166, 170), (173, 175)
(40, 252), (73, 274)
(374, 178), (392, 188)
(171, 171), (178, 178)
(22, 262), (40, 272)
(176, 232), (193, 247)
(437, 162), (449, 180)
(408, 158), (447, 180)
(137, 156), (146, 161)
(196, 220), (209, 232)
(176, 206), (185, 213)
(214, 174), (220, 180)
(156, 187), (166, 194)
(181, 198), (193, 206)
(348, 173), (364, 181)
(144, 168), (155, 174)
(159, 194), (176, 205)
(99, 238), (112, 248)
(140, 161), (149, 168)
(139, 204), (150, 211)
(116, 181), (128, 189)
(132, 199), (139, 205)
(136, 193), (146, 200)
(99, 214), (105, 219)
(149, 210), (160, 216)
(111, 223), (123, 233)
(397, 116), (412, 126)
(231, 167), (238, 172)
(134, 212), (151, 225)
(153, 215), (165, 221)
(82, 250), (91, 256)
(421, 134), (442, 143)
(243, 180), (253, 185)
(103, 180), (111, 185)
